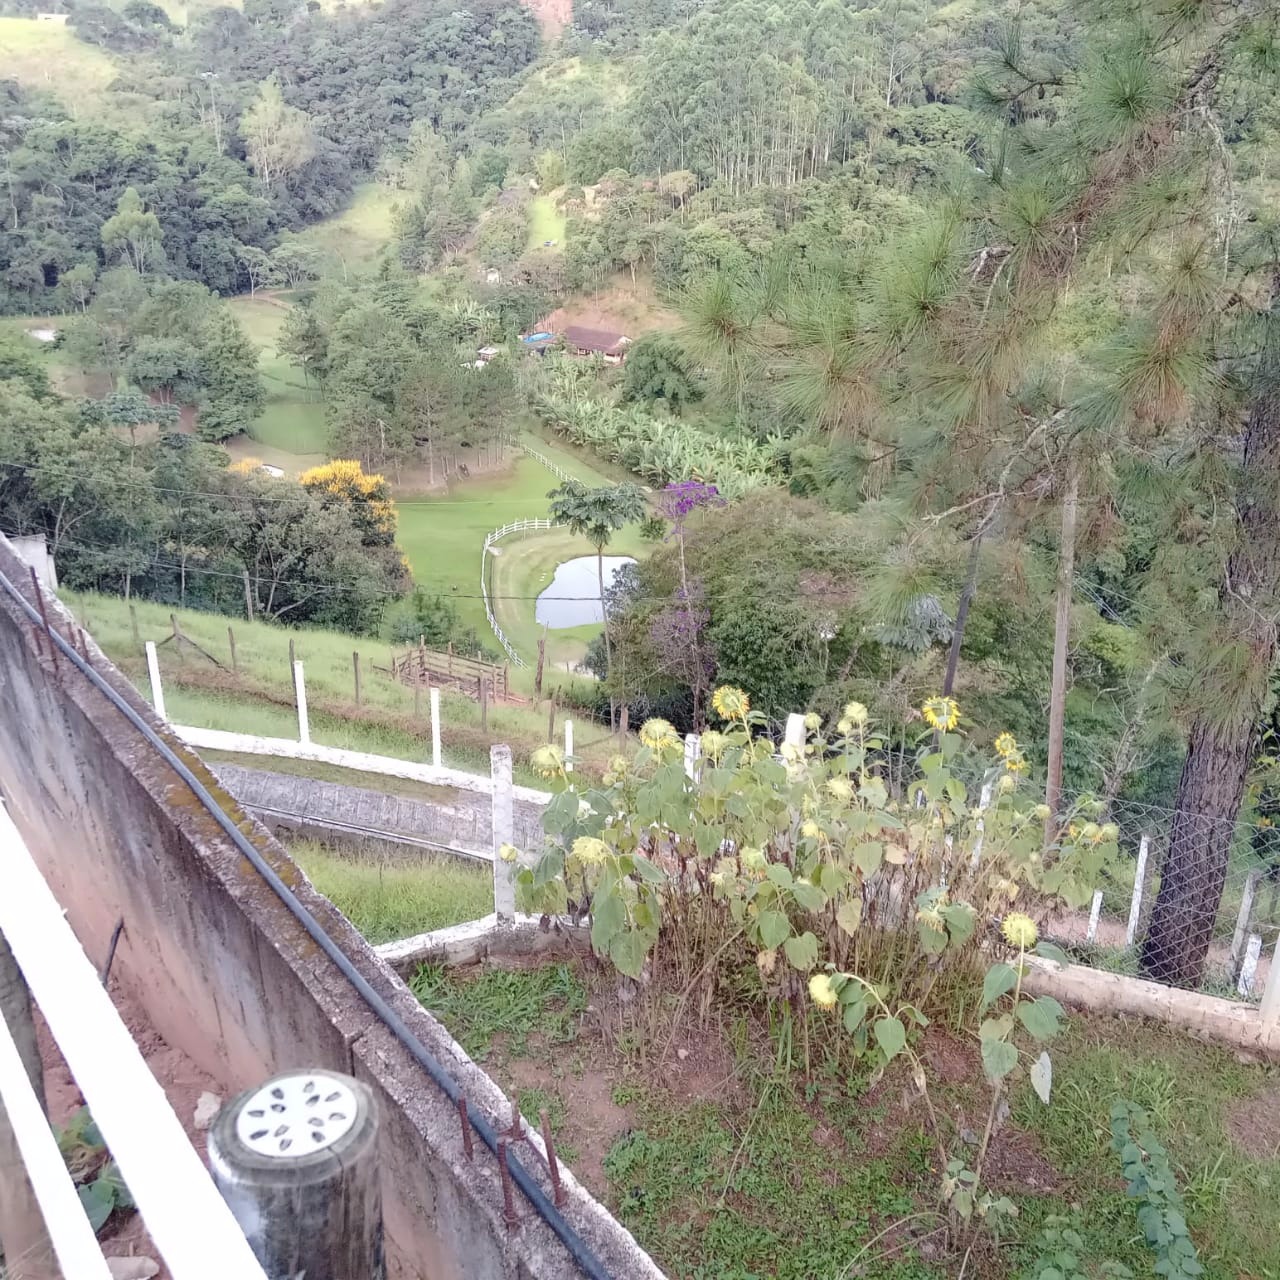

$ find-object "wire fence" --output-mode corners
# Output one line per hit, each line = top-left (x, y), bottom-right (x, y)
(1039, 798), (1278, 1004)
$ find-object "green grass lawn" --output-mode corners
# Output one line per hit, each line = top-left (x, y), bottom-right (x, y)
(412, 961), (1280, 1280)
(0, 18), (119, 105)
(60, 590), (617, 781)
(395, 436), (646, 665)
(297, 183), (400, 275)
(290, 839), (491, 944)
(527, 194), (566, 251)
(226, 295), (330, 459)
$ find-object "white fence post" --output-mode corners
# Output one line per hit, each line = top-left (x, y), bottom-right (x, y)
(1125, 832), (1150, 948)
(1086, 889), (1104, 943)
(293, 660), (310, 745)
(144, 640), (166, 721)
(683, 733), (701, 781)
(564, 718), (574, 772)
(1237, 934), (1263, 997)
(491, 745), (515, 922)
(1261, 940), (1280, 1036)
(1230, 868), (1263, 976)
(429, 686), (441, 769)
(783, 713), (806, 750)
(969, 781), (994, 868)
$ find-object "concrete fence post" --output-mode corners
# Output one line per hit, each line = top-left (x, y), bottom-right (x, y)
(207, 1070), (382, 1280)
(293, 661), (310, 745)
(968, 781), (994, 868)
(1230, 869), (1263, 977)
(144, 640), (166, 721)
(491, 745), (515, 922)
(1237, 934), (1263, 998)
(683, 733), (701, 782)
(564, 718), (574, 772)
(429, 687), (441, 769)
(1125, 832), (1150, 948)
(1086, 889), (1104, 944)
(1261, 940), (1280, 1035)
(783, 713), (806, 750)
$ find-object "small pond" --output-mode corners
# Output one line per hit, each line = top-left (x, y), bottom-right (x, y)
(536, 556), (636, 628)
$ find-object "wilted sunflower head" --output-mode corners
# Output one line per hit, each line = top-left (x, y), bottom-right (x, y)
(711, 685), (751, 721)
(639, 718), (679, 750)
(808, 973), (839, 1008)
(571, 836), (611, 867)
(699, 729), (728, 760)
(530, 744), (565, 778)
(1001, 911), (1038, 949)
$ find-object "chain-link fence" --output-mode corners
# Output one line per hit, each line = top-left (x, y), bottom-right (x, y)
(1040, 799), (1279, 1003)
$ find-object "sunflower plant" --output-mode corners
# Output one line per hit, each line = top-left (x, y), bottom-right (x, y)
(516, 691), (1118, 1024)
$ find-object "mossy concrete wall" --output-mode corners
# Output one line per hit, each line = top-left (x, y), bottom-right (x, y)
(0, 537), (662, 1280)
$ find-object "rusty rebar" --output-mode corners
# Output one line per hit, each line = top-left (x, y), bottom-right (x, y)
(29, 565), (57, 673)
(508, 1094), (523, 1140)
(457, 1096), (474, 1160)
(497, 1138), (519, 1231)
(540, 1108), (566, 1209)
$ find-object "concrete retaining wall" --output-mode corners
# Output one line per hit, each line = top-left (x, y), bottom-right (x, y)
(212, 763), (547, 860)
(0, 537), (662, 1280)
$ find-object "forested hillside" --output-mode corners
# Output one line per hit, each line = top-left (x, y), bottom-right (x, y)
(3, 0), (1280, 997)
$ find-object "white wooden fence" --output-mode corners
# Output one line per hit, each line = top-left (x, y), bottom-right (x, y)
(480, 518), (557, 666)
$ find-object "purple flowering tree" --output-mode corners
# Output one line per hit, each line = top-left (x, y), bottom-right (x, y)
(651, 482), (721, 724)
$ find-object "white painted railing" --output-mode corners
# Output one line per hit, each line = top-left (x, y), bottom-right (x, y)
(520, 445), (573, 483)
(0, 803), (269, 1280)
(174, 724), (554, 807)
(480, 517), (557, 666)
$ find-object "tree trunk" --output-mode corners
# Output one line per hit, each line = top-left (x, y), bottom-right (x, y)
(598, 546), (615, 731)
(1141, 294), (1280, 985)
(1139, 716), (1254, 986)
(1044, 463), (1079, 831)
(942, 529), (984, 697)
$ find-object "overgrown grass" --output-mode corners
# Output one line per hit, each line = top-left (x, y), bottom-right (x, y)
(61, 591), (621, 784)
(409, 962), (1280, 1280)
(527, 193), (566, 251)
(0, 18), (122, 111)
(409, 962), (586, 1059)
(296, 183), (400, 274)
(290, 839), (491, 944)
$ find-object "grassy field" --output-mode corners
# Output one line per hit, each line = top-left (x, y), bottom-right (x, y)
(290, 839), (491, 943)
(297, 183), (400, 276)
(527, 194), (566, 251)
(396, 434), (647, 665)
(0, 18), (120, 108)
(225, 295), (329, 461)
(412, 961), (1280, 1280)
(61, 590), (621, 784)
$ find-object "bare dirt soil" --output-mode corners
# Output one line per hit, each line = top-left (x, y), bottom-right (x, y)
(519, 0), (571, 38)
(35, 977), (223, 1277)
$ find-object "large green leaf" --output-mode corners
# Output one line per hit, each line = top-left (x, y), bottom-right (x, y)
(981, 1036), (1018, 1081)
(609, 930), (650, 978)
(853, 841), (884, 875)
(981, 962), (1018, 1012)
(835, 898), (862, 935)
(791, 878), (827, 912)
(1030, 1051), (1052, 1104)
(78, 1180), (115, 1233)
(591, 891), (625, 951)
(1016, 996), (1066, 1042)
(783, 931), (819, 971)
(757, 909), (790, 950)
(873, 1015), (907, 1061)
